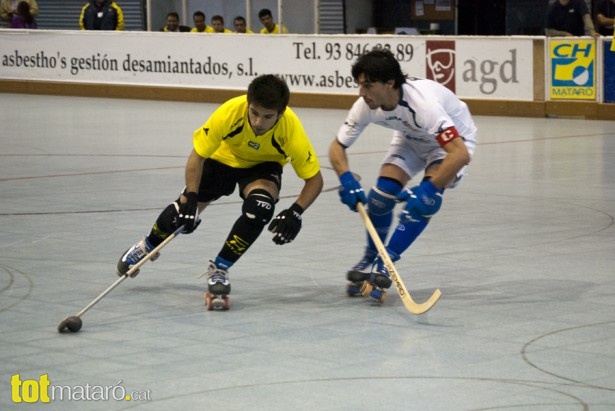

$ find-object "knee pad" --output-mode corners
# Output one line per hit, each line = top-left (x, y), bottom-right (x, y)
(368, 177), (402, 216)
(242, 189), (275, 226)
(152, 200), (181, 236)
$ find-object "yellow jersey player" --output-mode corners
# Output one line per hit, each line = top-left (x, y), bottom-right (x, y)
(117, 75), (323, 310)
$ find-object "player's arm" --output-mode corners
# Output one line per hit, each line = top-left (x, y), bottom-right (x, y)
(295, 171), (324, 211)
(184, 149), (205, 193)
(178, 149), (205, 233)
(328, 138), (350, 176)
(329, 139), (366, 211)
(427, 128), (471, 189)
(268, 171), (323, 245)
(397, 127), (470, 221)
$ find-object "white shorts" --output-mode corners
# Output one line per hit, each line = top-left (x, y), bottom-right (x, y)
(382, 131), (476, 188)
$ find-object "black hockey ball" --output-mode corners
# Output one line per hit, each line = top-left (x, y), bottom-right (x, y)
(65, 316), (82, 332)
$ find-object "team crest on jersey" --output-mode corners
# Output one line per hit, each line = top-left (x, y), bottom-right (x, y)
(248, 141), (260, 150)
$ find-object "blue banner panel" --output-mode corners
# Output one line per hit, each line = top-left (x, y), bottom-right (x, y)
(604, 40), (615, 103)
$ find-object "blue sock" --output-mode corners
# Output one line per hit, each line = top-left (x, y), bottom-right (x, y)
(214, 257), (234, 270)
(387, 217), (429, 256)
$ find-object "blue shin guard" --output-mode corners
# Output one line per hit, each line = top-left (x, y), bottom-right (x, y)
(367, 177), (403, 250)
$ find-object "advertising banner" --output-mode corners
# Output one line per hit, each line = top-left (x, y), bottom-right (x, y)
(548, 39), (596, 101)
(1, 31), (537, 100)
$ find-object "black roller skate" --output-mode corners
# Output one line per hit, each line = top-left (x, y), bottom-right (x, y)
(364, 256), (393, 303)
(202, 261), (231, 311)
(346, 248), (378, 296)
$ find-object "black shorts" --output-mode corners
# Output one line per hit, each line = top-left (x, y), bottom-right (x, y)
(193, 159), (283, 202)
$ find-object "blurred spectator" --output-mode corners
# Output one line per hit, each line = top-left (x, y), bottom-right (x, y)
(1, 0), (38, 24)
(161, 11), (190, 32)
(211, 15), (231, 33)
(79, 0), (124, 30)
(595, 0), (615, 36)
(545, 0), (598, 37)
(258, 8), (287, 34)
(233, 15), (253, 33)
(191, 10), (213, 33)
(9, 0), (37, 28)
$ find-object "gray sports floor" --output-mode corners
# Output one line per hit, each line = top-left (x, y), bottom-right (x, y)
(1, 93), (614, 410)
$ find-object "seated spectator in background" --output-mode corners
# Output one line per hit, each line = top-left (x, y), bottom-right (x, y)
(79, 0), (123, 30)
(211, 14), (232, 33)
(595, 0), (615, 36)
(191, 10), (213, 33)
(161, 11), (190, 32)
(545, 0), (598, 37)
(1, 0), (38, 24)
(258, 8), (287, 34)
(9, 0), (37, 28)
(233, 16), (253, 33)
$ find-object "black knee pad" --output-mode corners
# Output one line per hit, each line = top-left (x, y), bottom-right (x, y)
(242, 189), (275, 226)
(153, 200), (181, 234)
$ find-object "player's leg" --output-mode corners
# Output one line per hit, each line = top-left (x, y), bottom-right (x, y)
(116, 159), (223, 276)
(206, 162), (281, 295)
(365, 140), (421, 293)
(347, 167), (405, 292)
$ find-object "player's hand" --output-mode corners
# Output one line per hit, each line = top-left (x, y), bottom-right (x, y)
(338, 171), (366, 212)
(178, 192), (200, 234)
(268, 204), (303, 245)
(397, 180), (443, 222)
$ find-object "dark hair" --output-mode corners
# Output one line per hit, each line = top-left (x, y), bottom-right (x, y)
(166, 12), (179, 20)
(233, 16), (246, 24)
(211, 15), (224, 24)
(351, 48), (407, 88)
(193, 11), (205, 19)
(258, 8), (272, 19)
(17, 1), (34, 24)
(247, 75), (289, 114)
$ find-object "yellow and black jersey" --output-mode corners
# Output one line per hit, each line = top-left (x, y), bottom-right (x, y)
(193, 95), (320, 180)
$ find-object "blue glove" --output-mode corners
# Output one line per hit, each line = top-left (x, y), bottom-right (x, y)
(338, 171), (366, 211)
(397, 180), (443, 222)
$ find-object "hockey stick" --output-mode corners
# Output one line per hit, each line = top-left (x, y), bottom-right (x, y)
(357, 203), (441, 315)
(57, 225), (185, 333)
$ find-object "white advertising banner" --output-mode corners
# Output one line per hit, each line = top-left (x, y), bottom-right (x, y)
(0, 30), (535, 100)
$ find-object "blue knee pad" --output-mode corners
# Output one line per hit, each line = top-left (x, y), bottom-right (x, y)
(368, 177), (403, 215)
(242, 189), (275, 226)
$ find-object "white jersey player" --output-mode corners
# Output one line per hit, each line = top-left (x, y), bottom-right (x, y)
(329, 48), (477, 301)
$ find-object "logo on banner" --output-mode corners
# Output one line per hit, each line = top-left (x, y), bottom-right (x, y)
(550, 40), (595, 100)
(426, 41), (456, 92)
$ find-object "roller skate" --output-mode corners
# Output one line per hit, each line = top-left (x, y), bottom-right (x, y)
(346, 248), (378, 296)
(360, 257), (392, 303)
(361, 249), (399, 303)
(202, 261), (231, 311)
(117, 237), (159, 277)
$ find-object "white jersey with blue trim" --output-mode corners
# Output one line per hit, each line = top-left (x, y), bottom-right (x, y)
(336, 77), (477, 148)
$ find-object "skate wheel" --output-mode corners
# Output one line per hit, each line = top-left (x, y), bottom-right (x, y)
(369, 288), (387, 303)
(205, 292), (230, 311)
(360, 282), (373, 296)
(347, 282), (365, 297)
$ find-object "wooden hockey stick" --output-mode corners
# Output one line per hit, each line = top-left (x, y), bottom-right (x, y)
(357, 203), (441, 314)
(57, 226), (185, 332)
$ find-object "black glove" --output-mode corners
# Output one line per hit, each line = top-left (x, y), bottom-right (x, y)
(178, 192), (199, 234)
(268, 203), (303, 245)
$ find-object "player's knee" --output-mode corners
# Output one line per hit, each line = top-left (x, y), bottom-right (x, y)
(368, 177), (403, 216)
(242, 189), (275, 226)
(154, 200), (181, 233)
